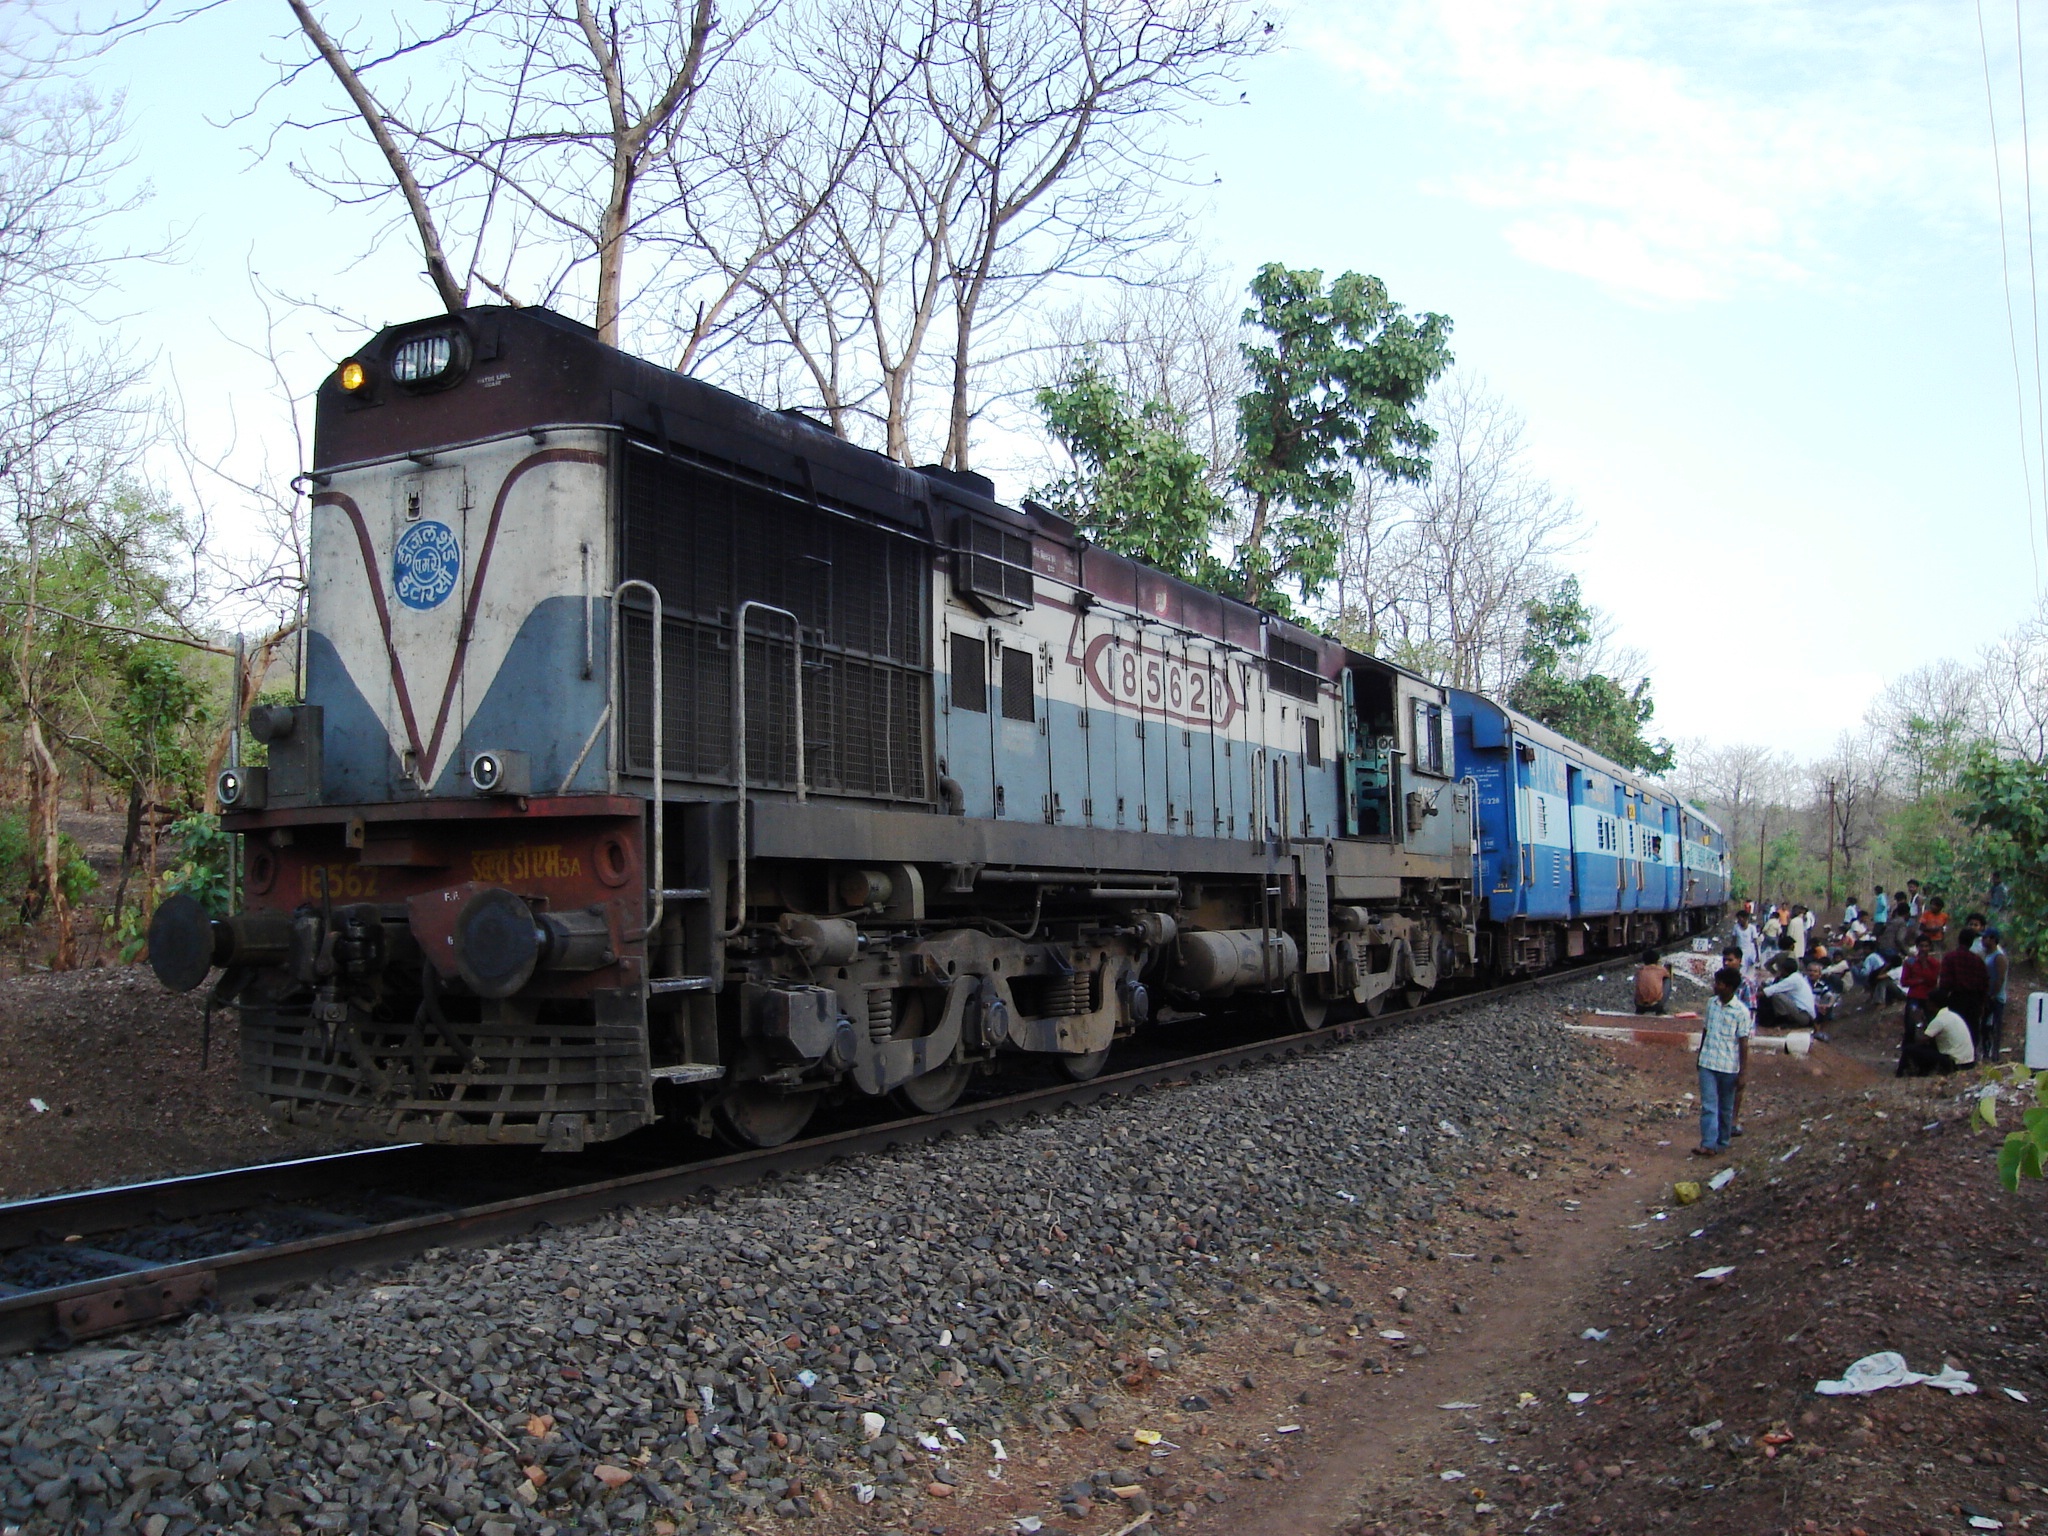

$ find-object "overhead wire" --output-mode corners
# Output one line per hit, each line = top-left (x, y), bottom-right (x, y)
(1981, 0), (2045, 590)
(2017, 0), (2048, 589)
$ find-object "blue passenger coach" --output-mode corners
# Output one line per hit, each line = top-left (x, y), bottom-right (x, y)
(1450, 690), (1726, 975)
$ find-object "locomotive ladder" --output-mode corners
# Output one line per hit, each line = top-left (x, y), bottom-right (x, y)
(610, 580), (720, 1078)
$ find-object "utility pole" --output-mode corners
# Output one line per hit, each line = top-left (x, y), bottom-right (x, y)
(1825, 777), (1838, 914)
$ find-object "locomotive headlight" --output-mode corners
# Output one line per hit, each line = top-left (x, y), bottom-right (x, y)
(388, 328), (468, 390)
(468, 748), (530, 797)
(338, 359), (367, 392)
(215, 764), (267, 810)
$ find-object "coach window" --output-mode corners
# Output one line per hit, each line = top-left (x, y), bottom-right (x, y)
(951, 634), (987, 713)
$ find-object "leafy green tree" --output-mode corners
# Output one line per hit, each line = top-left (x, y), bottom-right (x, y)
(1233, 263), (1452, 611)
(1950, 744), (2048, 959)
(1032, 355), (1229, 584)
(1506, 578), (1675, 774)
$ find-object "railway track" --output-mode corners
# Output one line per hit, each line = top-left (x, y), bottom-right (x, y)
(0, 958), (1622, 1357)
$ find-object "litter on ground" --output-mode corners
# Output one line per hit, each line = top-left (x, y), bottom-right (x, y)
(1814, 1352), (1979, 1397)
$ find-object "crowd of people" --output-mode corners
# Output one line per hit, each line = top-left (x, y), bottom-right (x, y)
(1648, 879), (2020, 1157)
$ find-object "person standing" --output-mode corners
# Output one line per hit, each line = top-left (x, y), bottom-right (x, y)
(1789, 904), (1815, 956)
(1843, 895), (1862, 925)
(1919, 897), (1949, 947)
(1732, 910), (1765, 974)
(1874, 889), (1891, 926)
(1694, 967), (1752, 1155)
(1908, 880), (1925, 918)
(1982, 929), (2012, 1062)
(1938, 939), (1991, 1057)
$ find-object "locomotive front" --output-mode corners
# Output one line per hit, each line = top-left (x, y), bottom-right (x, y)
(150, 310), (660, 1150)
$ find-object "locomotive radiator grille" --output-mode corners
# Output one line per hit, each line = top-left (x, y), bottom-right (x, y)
(619, 446), (933, 803)
(239, 1005), (654, 1146)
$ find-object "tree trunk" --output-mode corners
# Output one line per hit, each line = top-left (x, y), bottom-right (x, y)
(25, 717), (73, 969)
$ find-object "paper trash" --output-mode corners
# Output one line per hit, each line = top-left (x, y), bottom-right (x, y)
(1708, 1167), (1736, 1191)
(1814, 1351), (1979, 1397)
(1694, 1266), (1736, 1280)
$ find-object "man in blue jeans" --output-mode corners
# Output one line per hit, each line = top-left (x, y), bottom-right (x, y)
(1695, 967), (1753, 1156)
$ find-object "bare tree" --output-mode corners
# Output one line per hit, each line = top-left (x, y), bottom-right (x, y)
(271, 0), (772, 345)
(0, 57), (165, 966)
(1977, 596), (2048, 764)
(1670, 739), (1799, 900)
(1865, 658), (1982, 796)
(719, 0), (1269, 466)
(1810, 727), (1894, 904)
(1360, 376), (1581, 690)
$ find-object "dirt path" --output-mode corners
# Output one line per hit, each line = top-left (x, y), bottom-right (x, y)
(1173, 1079), (1701, 1535)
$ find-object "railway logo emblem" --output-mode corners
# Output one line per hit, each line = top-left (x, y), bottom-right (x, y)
(393, 520), (461, 610)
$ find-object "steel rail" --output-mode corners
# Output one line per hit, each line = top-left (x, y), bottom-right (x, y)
(0, 956), (1624, 1356)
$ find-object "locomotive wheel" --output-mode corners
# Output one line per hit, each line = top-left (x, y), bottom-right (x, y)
(713, 1087), (819, 1149)
(1284, 976), (1333, 1031)
(1061, 1047), (1112, 1082)
(893, 1061), (972, 1115)
(1403, 988), (1428, 1010)
(1359, 993), (1386, 1019)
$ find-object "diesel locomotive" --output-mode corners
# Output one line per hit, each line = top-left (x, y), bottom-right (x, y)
(148, 305), (1727, 1150)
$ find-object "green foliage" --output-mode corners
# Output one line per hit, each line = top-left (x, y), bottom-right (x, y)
(1033, 355), (1228, 584)
(0, 811), (97, 926)
(113, 814), (232, 962)
(1505, 578), (1675, 773)
(1233, 263), (1452, 610)
(1951, 745), (2048, 959)
(113, 648), (211, 806)
(1997, 1071), (2048, 1192)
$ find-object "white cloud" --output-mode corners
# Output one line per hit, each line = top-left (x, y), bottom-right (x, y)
(1305, 0), (1986, 304)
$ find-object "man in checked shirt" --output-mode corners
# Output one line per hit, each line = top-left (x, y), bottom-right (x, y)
(1694, 967), (1753, 1157)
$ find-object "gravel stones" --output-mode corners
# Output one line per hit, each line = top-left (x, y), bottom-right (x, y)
(0, 979), (1611, 1534)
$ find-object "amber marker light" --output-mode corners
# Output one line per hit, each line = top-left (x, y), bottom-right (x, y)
(338, 359), (367, 392)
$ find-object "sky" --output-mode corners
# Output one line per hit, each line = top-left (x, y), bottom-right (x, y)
(43, 0), (2048, 762)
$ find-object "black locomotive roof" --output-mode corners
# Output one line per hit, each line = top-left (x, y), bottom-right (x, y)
(312, 304), (1398, 689)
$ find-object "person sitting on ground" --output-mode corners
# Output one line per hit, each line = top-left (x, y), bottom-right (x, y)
(1694, 966), (1753, 1156)
(1898, 1000), (1975, 1077)
(1983, 930), (2012, 1061)
(1939, 936), (1992, 1058)
(1843, 895), (1862, 925)
(1633, 948), (1671, 1015)
(1854, 940), (1903, 1010)
(1806, 957), (1839, 1035)
(1761, 951), (1817, 1030)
